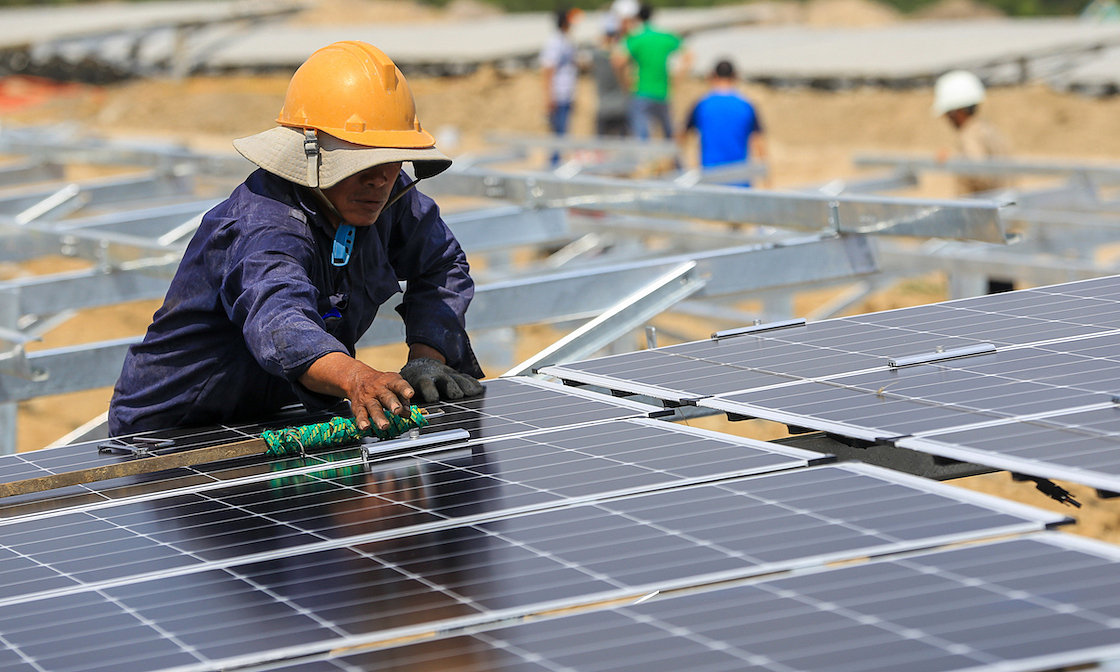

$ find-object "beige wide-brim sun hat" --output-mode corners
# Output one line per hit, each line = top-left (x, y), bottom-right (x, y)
(233, 126), (452, 189)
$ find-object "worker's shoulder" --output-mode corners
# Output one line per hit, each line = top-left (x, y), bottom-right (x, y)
(696, 90), (754, 113)
(210, 173), (311, 226)
(643, 25), (682, 45)
(200, 176), (315, 245)
(628, 25), (679, 48)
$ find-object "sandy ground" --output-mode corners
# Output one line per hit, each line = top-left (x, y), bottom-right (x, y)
(4, 0), (1120, 542)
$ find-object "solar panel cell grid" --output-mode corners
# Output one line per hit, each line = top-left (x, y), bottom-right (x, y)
(0, 420), (815, 597)
(293, 535), (1120, 672)
(899, 406), (1120, 490)
(0, 466), (1063, 672)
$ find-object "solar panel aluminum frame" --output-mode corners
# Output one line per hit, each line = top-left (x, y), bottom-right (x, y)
(126, 462), (1069, 672)
(699, 392), (909, 444)
(504, 375), (662, 414)
(538, 359), (711, 405)
(896, 401), (1120, 494)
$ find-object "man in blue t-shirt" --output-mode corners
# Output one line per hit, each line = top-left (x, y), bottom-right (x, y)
(681, 60), (768, 186)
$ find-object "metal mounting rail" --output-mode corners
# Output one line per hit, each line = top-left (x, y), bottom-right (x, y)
(424, 167), (1008, 244)
(854, 154), (1120, 183)
(0, 235), (879, 405)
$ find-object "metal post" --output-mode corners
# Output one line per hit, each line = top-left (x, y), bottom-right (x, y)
(948, 267), (988, 299)
(0, 288), (18, 455)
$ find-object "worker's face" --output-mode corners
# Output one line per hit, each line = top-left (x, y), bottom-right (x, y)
(945, 108), (970, 130)
(322, 162), (403, 227)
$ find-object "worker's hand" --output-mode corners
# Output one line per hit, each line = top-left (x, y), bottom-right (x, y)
(400, 357), (484, 404)
(299, 353), (414, 433)
(345, 368), (415, 433)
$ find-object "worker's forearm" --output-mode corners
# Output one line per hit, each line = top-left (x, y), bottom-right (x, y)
(753, 135), (768, 161)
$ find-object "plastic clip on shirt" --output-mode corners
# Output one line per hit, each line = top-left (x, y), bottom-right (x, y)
(332, 224), (355, 266)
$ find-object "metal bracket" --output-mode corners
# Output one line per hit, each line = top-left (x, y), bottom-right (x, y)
(711, 318), (807, 340)
(360, 428), (471, 462)
(98, 436), (177, 458)
(0, 342), (48, 382)
(888, 343), (997, 368)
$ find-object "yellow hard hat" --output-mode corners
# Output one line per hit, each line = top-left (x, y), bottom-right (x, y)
(234, 41), (450, 188)
(278, 41), (432, 148)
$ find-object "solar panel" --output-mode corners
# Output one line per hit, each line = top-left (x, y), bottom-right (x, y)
(0, 419), (822, 583)
(541, 278), (1120, 401)
(897, 405), (1120, 493)
(0, 464), (1065, 671)
(303, 533), (1120, 672)
(0, 377), (661, 515)
(541, 275), (1120, 492)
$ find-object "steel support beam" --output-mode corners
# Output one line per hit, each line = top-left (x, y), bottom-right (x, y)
(357, 233), (878, 347)
(0, 160), (64, 188)
(675, 162), (768, 187)
(484, 132), (681, 161)
(0, 234), (877, 404)
(809, 170), (919, 195)
(877, 239), (1107, 290)
(0, 130), (252, 178)
(0, 337), (136, 404)
(444, 205), (570, 252)
(0, 172), (196, 222)
(0, 261), (176, 316)
(503, 262), (706, 376)
(0, 289), (16, 454)
(854, 154), (1120, 184)
(424, 167), (1008, 243)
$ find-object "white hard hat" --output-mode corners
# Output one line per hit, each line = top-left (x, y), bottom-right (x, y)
(932, 70), (986, 116)
(612, 0), (639, 18)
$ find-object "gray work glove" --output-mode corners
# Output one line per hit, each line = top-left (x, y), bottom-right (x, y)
(400, 357), (484, 403)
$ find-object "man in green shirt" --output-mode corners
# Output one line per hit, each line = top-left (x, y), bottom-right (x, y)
(619, 3), (685, 139)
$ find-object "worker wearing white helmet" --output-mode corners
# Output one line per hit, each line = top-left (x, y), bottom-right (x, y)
(109, 41), (484, 436)
(933, 70), (1011, 194)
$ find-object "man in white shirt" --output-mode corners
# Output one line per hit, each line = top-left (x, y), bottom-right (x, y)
(540, 8), (581, 166)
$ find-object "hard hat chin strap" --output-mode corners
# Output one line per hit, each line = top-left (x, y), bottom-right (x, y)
(384, 179), (419, 209)
(303, 129), (320, 188)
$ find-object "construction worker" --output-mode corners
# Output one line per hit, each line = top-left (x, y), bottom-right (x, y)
(933, 70), (1011, 194)
(679, 60), (768, 187)
(108, 41), (484, 437)
(540, 7), (582, 166)
(614, 3), (690, 141)
(591, 12), (630, 137)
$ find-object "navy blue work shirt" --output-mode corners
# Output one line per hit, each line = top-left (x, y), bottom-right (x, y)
(108, 168), (482, 435)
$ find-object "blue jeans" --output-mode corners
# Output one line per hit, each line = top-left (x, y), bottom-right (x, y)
(629, 96), (673, 140)
(549, 102), (573, 166)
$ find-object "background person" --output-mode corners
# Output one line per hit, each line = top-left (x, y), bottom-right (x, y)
(615, 3), (689, 140)
(680, 59), (768, 187)
(933, 69), (1012, 194)
(108, 41), (484, 437)
(540, 7), (581, 166)
(591, 13), (630, 137)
